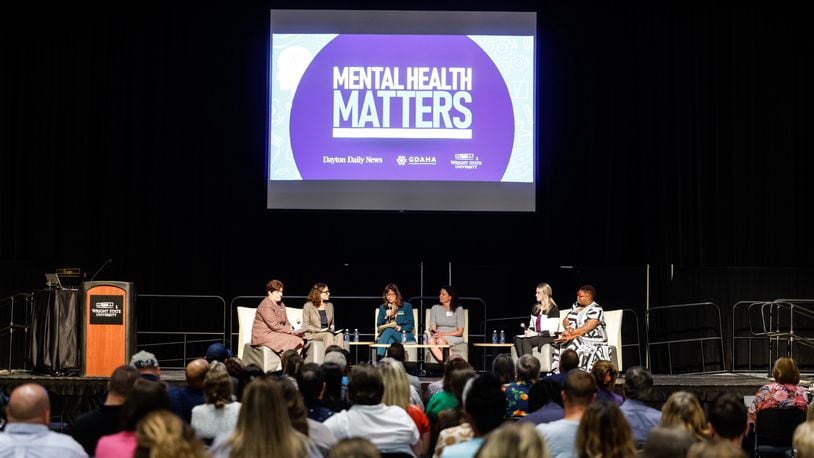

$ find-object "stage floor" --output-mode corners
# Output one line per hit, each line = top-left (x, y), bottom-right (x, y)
(0, 369), (786, 427)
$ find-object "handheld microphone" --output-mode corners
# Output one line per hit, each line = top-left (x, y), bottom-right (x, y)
(520, 323), (526, 330)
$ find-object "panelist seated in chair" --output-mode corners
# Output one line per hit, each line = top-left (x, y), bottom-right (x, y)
(552, 284), (611, 373)
(376, 283), (415, 356)
(302, 282), (343, 347)
(514, 282), (560, 357)
(251, 279), (304, 355)
(427, 285), (465, 363)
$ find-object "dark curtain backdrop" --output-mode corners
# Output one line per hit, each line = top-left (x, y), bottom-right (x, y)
(1, 2), (812, 370)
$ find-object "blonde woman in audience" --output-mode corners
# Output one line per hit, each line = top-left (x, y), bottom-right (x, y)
(135, 410), (207, 458)
(475, 422), (551, 458)
(575, 401), (636, 458)
(378, 358), (431, 456)
(329, 437), (381, 458)
(190, 363), (240, 444)
(209, 377), (312, 458)
(659, 391), (710, 441)
(793, 421), (814, 458)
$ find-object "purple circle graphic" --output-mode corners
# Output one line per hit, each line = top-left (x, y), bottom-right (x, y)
(290, 35), (514, 181)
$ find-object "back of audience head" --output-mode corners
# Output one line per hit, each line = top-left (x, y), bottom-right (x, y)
(348, 364), (384, 406)
(297, 362), (324, 404)
(121, 378), (170, 431)
(324, 351), (348, 372)
(203, 362), (232, 408)
(6, 383), (50, 424)
(325, 345), (351, 367)
(224, 357), (243, 379)
(516, 354), (541, 383)
(184, 358), (209, 390)
(772, 356), (800, 384)
(660, 391), (709, 441)
(135, 409), (207, 458)
(236, 363), (265, 401)
(686, 440), (747, 458)
(386, 342), (407, 363)
(590, 359), (618, 390)
(475, 422), (551, 458)
(463, 373), (506, 436)
(641, 426), (696, 458)
(563, 370), (597, 407)
(491, 354), (515, 384)
(281, 349), (302, 378)
(559, 349), (579, 373)
(576, 401), (636, 458)
(229, 377), (304, 457)
(109, 365), (140, 399)
(276, 377), (309, 436)
(329, 437), (381, 458)
(449, 367), (477, 404)
(321, 362), (346, 409)
(528, 378), (563, 412)
(442, 356), (472, 391)
(623, 366), (653, 401)
(377, 358), (410, 409)
(794, 422), (814, 458)
(708, 392), (747, 442)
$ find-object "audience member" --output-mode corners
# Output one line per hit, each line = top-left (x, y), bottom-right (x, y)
(0, 383), (87, 457)
(476, 422), (552, 458)
(659, 391), (709, 441)
(640, 426), (696, 458)
(298, 362), (336, 422)
(432, 369), (477, 458)
(205, 342), (232, 363)
(619, 366), (661, 445)
(440, 373), (506, 458)
(519, 378), (564, 426)
(379, 358), (431, 456)
(426, 357), (473, 419)
(235, 363), (264, 402)
(541, 349), (578, 387)
(575, 401), (636, 458)
(209, 377), (310, 457)
(536, 370), (597, 458)
(591, 360), (622, 405)
(72, 365), (139, 455)
(168, 358), (208, 424)
(322, 361), (351, 412)
(135, 409), (207, 458)
(329, 437), (382, 458)
(387, 342), (425, 409)
(707, 392), (747, 447)
(490, 354), (515, 385)
(748, 356), (810, 424)
(324, 364), (419, 456)
(130, 350), (162, 381)
(281, 349), (303, 388)
(96, 378), (170, 458)
(686, 439), (747, 458)
(278, 377), (337, 457)
(503, 354), (541, 417)
(191, 362), (240, 443)
(793, 421), (814, 458)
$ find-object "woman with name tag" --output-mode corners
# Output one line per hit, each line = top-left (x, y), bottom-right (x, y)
(251, 279), (304, 355)
(376, 283), (416, 356)
(514, 282), (560, 357)
(427, 285), (466, 362)
(302, 283), (344, 347)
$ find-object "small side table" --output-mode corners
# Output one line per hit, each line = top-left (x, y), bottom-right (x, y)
(473, 343), (515, 371)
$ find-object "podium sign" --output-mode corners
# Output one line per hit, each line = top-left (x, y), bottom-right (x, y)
(81, 281), (136, 376)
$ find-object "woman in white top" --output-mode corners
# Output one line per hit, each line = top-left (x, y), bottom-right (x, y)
(514, 283), (560, 357)
(191, 363), (240, 444)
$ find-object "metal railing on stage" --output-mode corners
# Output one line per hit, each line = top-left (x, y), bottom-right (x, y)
(136, 294), (227, 369)
(646, 302), (727, 374)
(731, 300), (773, 373)
(0, 293), (33, 371)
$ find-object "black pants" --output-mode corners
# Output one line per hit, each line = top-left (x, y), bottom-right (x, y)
(514, 335), (553, 356)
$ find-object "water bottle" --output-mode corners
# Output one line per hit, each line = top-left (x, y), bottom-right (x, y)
(401, 330), (407, 343)
(500, 330), (506, 344)
(344, 329), (350, 344)
(492, 330), (498, 344)
(353, 328), (359, 342)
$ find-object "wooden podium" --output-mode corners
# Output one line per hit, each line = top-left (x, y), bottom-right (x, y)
(80, 281), (136, 377)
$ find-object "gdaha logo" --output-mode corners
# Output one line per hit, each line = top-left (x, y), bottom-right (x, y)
(289, 35), (514, 181)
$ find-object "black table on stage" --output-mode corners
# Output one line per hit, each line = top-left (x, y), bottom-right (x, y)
(30, 288), (81, 375)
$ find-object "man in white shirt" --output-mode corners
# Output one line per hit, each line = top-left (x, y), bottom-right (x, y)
(324, 364), (419, 457)
(0, 383), (88, 457)
(536, 370), (597, 458)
